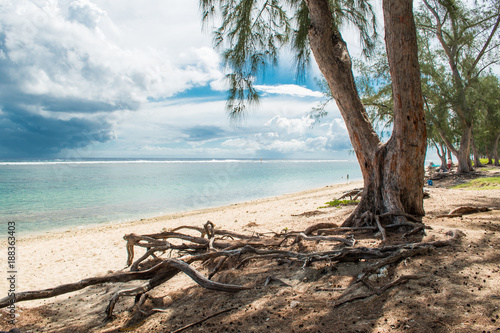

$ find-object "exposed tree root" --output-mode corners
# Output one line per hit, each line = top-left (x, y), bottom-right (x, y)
(0, 220), (462, 321)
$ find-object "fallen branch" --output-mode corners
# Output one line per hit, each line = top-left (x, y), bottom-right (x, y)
(264, 276), (291, 287)
(436, 206), (491, 218)
(169, 307), (238, 333)
(332, 275), (423, 308)
(292, 232), (355, 246)
(170, 223), (259, 240)
(316, 226), (377, 235)
(435, 213), (463, 218)
(0, 258), (248, 309)
(338, 188), (363, 200)
(304, 222), (339, 235)
(355, 247), (429, 283)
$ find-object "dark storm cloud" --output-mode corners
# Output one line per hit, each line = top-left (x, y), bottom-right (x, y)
(0, 0), (226, 158)
(0, 105), (114, 158)
(0, 2), (135, 157)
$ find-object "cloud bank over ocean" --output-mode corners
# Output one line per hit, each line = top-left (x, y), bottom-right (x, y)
(0, 0), (352, 159)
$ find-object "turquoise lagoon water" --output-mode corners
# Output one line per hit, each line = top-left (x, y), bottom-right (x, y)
(0, 159), (361, 236)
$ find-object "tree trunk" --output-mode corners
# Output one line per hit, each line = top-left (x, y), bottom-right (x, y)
(433, 141), (447, 169)
(485, 145), (493, 164)
(471, 130), (483, 167)
(457, 124), (473, 173)
(437, 125), (459, 162)
(305, 0), (426, 227)
(494, 132), (500, 166)
(447, 147), (453, 163)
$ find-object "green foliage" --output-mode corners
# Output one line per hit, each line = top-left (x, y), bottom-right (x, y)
(319, 199), (359, 208)
(415, 0), (500, 160)
(200, 0), (378, 119)
(451, 177), (500, 190)
(352, 44), (393, 138)
(472, 158), (494, 166)
(468, 75), (500, 157)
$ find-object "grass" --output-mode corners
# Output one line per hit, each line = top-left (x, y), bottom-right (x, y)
(319, 199), (359, 208)
(451, 176), (500, 190)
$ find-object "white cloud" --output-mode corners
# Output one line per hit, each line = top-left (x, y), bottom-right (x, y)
(86, 93), (352, 158)
(254, 84), (324, 98)
(1, 0), (223, 106)
(265, 115), (314, 136)
(68, 0), (106, 29)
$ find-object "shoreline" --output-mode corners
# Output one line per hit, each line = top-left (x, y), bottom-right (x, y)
(14, 179), (363, 240)
(1, 158), (363, 239)
(0, 180), (363, 305)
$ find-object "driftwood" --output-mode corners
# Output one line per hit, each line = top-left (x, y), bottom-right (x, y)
(170, 307), (238, 333)
(436, 206), (492, 218)
(449, 206), (491, 215)
(0, 219), (462, 322)
(0, 258), (248, 309)
(331, 275), (423, 308)
(338, 188), (363, 200)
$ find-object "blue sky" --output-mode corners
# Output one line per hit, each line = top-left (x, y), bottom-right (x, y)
(0, 0), (374, 160)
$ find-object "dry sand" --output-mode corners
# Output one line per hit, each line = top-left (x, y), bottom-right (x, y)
(0, 170), (499, 333)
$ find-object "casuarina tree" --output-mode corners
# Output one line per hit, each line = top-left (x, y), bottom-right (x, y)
(200, 0), (426, 227)
(416, 0), (500, 173)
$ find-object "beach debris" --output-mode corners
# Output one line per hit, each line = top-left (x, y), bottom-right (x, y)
(436, 206), (492, 218)
(331, 275), (423, 308)
(264, 276), (291, 287)
(169, 307), (238, 333)
(291, 210), (327, 217)
(448, 206), (491, 215)
(338, 188), (363, 201)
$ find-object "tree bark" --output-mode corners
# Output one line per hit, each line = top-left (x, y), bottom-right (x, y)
(457, 124), (473, 173)
(494, 132), (500, 166)
(447, 147), (453, 162)
(436, 125), (459, 161)
(471, 130), (483, 167)
(305, 0), (426, 227)
(433, 141), (447, 169)
(485, 145), (492, 164)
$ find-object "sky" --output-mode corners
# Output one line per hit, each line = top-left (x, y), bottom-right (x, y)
(0, 0), (389, 160)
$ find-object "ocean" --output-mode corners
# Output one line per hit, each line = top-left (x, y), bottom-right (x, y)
(0, 159), (361, 236)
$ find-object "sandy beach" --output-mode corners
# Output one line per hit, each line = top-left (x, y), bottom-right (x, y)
(0, 181), (363, 302)
(1, 173), (499, 332)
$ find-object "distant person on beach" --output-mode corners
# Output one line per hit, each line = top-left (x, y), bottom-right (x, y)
(447, 158), (452, 171)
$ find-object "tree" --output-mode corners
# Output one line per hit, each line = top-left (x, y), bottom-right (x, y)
(470, 75), (500, 165)
(201, 0), (426, 227)
(416, 0), (500, 173)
